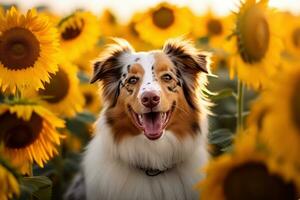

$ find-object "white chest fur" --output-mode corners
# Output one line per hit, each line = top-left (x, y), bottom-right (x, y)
(83, 113), (209, 200)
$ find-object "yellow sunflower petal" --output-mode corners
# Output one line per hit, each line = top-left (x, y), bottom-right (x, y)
(118, 12), (155, 51)
(135, 3), (194, 47)
(198, 130), (300, 200)
(193, 11), (234, 49)
(58, 11), (101, 61)
(281, 13), (300, 59)
(0, 163), (20, 200)
(227, 0), (283, 89)
(249, 66), (300, 186)
(80, 83), (102, 114)
(0, 103), (65, 174)
(99, 9), (121, 37)
(25, 60), (84, 118)
(0, 7), (60, 94)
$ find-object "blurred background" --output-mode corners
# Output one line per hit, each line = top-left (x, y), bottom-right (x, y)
(0, 0), (300, 200)
(1, 0), (300, 20)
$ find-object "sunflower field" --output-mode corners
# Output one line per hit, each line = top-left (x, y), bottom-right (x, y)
(0, 0), (299, 199)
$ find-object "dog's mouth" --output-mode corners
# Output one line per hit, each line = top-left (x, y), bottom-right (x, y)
(129, 103), (175, 140)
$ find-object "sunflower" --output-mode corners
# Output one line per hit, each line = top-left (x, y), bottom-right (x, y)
(193, 11), (233, 49)
(0, 7), (60, 94)
(0, 103), (65, 174)
(135, 3), (194, 47)
(198, 130), (300, 200)
(246, 97), (271, 133)
(227, 0), (282, 89)
(253, 66), (300, 183)
(0, 161), (20, 200)
(210, 49), (230, 71)
(282, 13), (300, 59)
(34, 61), (84, 118)
(99, 9), (121, 37)
(120, 12), (155, 51)
(58, 11), (100, 61)
(80, 83), (102, 114)
(39, 10), (60, 25)
(74, 46), (102, 76)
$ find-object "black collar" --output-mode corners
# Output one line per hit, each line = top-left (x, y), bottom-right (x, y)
(137, 166), (174, 176)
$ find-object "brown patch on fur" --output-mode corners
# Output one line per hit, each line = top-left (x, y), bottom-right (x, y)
(153, 54), (179, 91)
(152, 52), (201, 139)
(153, 52), (174, 72)
(167, 84), (201, 139)
(124, 63), (144, 95)
(129, 63), (144, 74)
(95, 38), (211, 143)
(163, 38), (211, 111)
(163, 38), (210, 73)
(90, 39), (134, 106)
(105, 105), (140, 143)
(106, 63), (145, 143)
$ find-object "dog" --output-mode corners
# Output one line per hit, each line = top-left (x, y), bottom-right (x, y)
(65, 38), (211, 200)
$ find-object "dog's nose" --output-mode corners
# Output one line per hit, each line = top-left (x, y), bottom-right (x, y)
(141, 91), (160, 108)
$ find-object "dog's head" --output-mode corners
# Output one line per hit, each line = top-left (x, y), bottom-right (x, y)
(91, 38), (210, 142)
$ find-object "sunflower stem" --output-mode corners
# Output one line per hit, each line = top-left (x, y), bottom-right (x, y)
(236, 79), (244, 133)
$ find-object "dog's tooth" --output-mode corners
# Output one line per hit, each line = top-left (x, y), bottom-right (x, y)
(138, 115), (143, 122)
(162, 113), (166, 120)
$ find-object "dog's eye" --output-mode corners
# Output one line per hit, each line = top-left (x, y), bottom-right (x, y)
(161, 74), (173, 82)
(128, 77), (139, 84)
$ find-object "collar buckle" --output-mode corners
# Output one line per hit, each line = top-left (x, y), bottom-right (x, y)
(145, 169), (164, 176)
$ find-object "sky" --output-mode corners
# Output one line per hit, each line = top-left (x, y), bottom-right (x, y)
(1, 0), (300, 23)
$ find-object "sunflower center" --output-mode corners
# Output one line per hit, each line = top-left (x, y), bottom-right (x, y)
(0, 112), (43, 149)
(291, 79), (300, 131)
(238, 5), (270, 63)
(38, 68), (70, 103)
(61, 19), (85, 40)
(0, 27), (40, 70)
(129, 22), (139, 36)
(207, 19), (223, 36)
(224, 162), (297, 200)
(152, 6), (175, 29)
(84, 93), (93, 106)
(292, 28), (300, 48)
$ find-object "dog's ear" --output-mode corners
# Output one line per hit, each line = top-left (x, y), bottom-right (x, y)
(163, 38), (211, 110)
(163, 38), (210, 75)
(90, 38), (134, 83)
(91, 38), (134, 106)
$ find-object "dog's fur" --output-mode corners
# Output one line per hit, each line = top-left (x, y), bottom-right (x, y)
(65, 38), (211, 200)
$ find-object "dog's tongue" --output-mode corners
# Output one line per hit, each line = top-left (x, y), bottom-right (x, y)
(142, 112), (163, 140)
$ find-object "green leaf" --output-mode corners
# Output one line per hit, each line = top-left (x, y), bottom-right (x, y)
(20, 176), (52, 200)
(0, 157), (20, 180)
(19, 184), (38, 195)
(65, 112), (95, 142)
(204, 88), (237, 100)
(208, 129), (234, 148)
(197, 36), (209, 45)
(75, 112), (96, 123)
(77, 71), (91, 83)
(221, 145), (233, 153)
